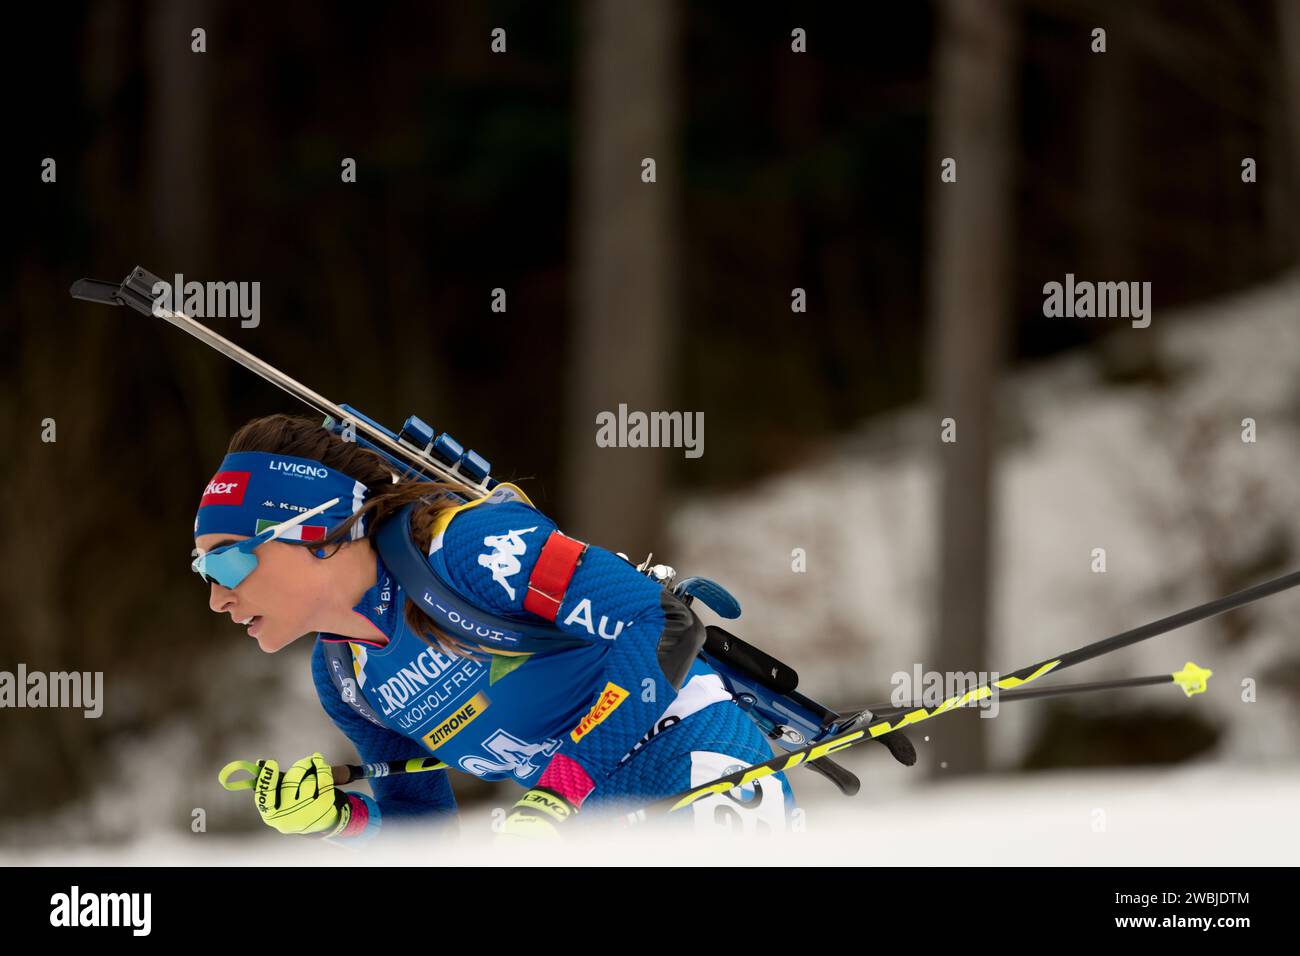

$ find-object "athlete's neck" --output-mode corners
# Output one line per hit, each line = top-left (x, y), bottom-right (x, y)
(312, 539), (388, 644)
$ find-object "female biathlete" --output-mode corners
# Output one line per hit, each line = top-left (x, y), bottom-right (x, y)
(194, 414), (795, 844)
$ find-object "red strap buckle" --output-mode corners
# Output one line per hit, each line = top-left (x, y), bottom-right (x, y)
(524, 531), (587, 622)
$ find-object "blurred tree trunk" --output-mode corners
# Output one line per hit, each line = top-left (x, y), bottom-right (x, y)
(1083, 15), (1131, 277)
(1279, 0), (1300, 262)
(1081, 7), (1164, 379)
(925, 0), (1019, 778)
(563, 0), (681, 555)
(1084, 7), (1160, 379)
(0, 0), (137, 814)
(146, 0), (228, 456)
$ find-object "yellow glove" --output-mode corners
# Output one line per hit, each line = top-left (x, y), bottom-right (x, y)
(497, 788), (575, 842)
(253, 752), (351, 837)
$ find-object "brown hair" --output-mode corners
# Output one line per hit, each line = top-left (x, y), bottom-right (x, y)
(225, 413), (493, 660)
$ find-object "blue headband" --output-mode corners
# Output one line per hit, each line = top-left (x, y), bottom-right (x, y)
(194, 451), (369, 543)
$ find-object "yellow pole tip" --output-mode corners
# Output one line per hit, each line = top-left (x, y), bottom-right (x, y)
(1172, 661), (1213, 697)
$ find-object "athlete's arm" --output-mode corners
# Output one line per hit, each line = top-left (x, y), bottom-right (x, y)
(527, 550), (690, 814)
(310, 639), (459, 840)
(440, 501), (693, 818)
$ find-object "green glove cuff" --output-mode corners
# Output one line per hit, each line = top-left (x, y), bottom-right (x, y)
(512, 787), (575, 824)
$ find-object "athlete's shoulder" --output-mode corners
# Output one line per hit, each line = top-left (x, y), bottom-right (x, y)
(436, 483), (555, 555)
(433, 483), (557, 613)
(426, 482), (544, 548)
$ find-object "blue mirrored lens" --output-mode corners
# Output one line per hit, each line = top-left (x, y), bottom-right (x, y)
(193, 545), (259, 589)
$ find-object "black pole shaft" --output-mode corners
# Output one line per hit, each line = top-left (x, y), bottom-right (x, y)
(634, 569), (1300, 820)
(1004, 570), (1300, 682)
(861, 674), (1172, 716)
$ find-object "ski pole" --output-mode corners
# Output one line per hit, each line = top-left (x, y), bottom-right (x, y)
(218, 756), (449, 792)
(625, 571), (1300, 823)
(858, 660), (1213, 716)
(216, 664), (1213, 796)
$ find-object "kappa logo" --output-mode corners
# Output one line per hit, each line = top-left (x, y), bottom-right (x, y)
(200, 471), (250, 507)
(477, 526), (539, 600)
(570, 681), (629, 743)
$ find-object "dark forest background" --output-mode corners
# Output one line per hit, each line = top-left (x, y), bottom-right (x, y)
(2, 0), (1298, 835)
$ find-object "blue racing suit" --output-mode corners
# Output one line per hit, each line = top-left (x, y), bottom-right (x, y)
(312, 483), (795, 841)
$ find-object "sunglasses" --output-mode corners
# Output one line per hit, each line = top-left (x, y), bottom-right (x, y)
(191, 496), (342, 589)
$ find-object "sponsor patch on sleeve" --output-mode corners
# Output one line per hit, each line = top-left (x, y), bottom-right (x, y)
(569, 682), (629, 743)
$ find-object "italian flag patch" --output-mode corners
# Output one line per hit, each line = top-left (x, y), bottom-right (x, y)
(255, 517), (326, 541)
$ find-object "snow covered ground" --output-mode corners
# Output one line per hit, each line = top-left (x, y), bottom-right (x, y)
(3, 271), (1298, 865)
(670, 269), (1300, 772)
(5, 766), (1295, 866)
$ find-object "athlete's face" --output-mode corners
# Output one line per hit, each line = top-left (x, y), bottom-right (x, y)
(194, 533), (329, 653)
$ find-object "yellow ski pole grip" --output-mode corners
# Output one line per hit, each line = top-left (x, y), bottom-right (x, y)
(217, 759), (263, 791)
(220, 757), (359, 791)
